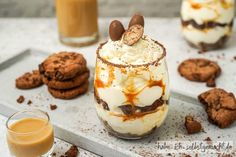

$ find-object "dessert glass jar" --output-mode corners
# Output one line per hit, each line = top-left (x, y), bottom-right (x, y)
(6, 109), (54, 157)
(181, 0), (235, 51)
(94, 37), (170, 139)
(56, 0), (99, 47)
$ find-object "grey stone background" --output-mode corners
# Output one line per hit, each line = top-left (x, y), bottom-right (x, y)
(0, 0), (235, 17)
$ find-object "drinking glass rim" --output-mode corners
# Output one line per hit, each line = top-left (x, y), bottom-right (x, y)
(6, 109), (50, 135)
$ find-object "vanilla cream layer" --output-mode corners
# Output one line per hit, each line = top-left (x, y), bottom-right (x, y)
(95, 57), (169, 111)
(182, 25), (232, 44)
(98, 35), (164, 65)
(95, 103), (168, 136)
(181, 0), (234, 24)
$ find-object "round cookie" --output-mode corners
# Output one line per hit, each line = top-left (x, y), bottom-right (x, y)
(178, 58), (221, 85)
(16, 70), (43, 89)
(48, 81), (89, 99)
(42, 71), (90, 89)
(39, 52), (87, 81)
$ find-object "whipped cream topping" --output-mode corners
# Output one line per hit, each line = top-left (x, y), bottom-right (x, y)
(98, 35), (164, 65)
(181, 0), (235, 24)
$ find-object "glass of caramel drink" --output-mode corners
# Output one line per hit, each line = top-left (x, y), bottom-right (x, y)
(6, 109), (54, 157)
(56, 0), (99, 47)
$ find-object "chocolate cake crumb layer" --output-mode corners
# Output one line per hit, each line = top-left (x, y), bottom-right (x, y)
(95, 90), (166, 115)
(181, 19), (233, 30)
(119, 98), (165, 115)
(186, 35), (230, 51)
(100, 118), (157, 139)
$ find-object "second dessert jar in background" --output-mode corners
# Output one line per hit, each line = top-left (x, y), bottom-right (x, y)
(94, 14), (170, 139)
(181, 0), (235, 51)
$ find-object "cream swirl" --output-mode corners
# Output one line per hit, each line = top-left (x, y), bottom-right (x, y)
(98, 35), (164, 65)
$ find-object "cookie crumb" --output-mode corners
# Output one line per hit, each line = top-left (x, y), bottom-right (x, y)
(51, 152), (56, 156)
(234, 56), (236, 60)
(65, 145), (79, 157)
(27, 100), (32, 105)
(50, 104), (57, 110)
(17, 95), (25, 104)
(206, 77), (216, 87)
(185, 116), (202, 134)
(204, 137), (212, 141)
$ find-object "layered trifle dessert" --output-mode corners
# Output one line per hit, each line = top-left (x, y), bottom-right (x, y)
(94, 14), (169, 139)
(181, 0), (235, 50)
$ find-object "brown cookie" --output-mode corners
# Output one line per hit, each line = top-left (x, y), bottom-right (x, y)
(185, 116), (202, 134)
(42, 70), (89, 90)
(123, 24), (144, 46)
(16, 70), (43, 89)
(48, 81), (89, 99)
(39, 52), (87, 81)
(198, 88), (236, 128)
(178, 58), (221, 87)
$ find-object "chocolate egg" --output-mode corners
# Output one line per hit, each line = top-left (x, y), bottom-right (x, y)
(129, 14), (144, 28)
(109, 20), (125, 41)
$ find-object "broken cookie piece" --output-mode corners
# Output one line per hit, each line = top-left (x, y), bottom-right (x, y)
(185, 116), (202, 134)
(198, 88), (236, 128)
(16, 70), (43, 89)
(123, 24), (144, 46)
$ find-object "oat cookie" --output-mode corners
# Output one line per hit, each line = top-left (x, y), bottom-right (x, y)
(48, 81), (89, 99)
(39, 52), (87, 81)
(198, 88), (236, 128)
(178, 58), (221, 87)
(16, 70), (43, 89)
(42, 70), (89, 90)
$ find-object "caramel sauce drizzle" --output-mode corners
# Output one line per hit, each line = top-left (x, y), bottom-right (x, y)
(94, 64), (115, 88)
(191, 2), (202, 9)
(95, 63), (167, 121)
(120, 74), (166, 121)
(188, 0), (232, 23)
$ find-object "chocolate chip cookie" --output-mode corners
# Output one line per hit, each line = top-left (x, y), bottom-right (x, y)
(178, 58), (221, 87)
(198, 88), (236, 128)
(48, 81), (89, 99)
(16, 70), (43, 89)
(39, 52), (87, 81)
(42, 70), (89, 90)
